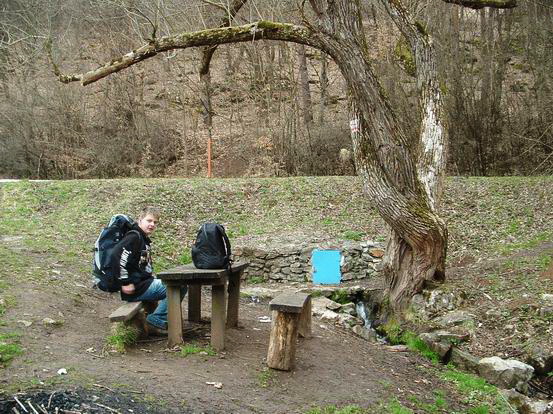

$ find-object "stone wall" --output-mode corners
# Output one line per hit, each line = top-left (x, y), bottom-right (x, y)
(233, 240), (385, 282)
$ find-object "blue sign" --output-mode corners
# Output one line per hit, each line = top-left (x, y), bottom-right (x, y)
(312, 249), (341, 284)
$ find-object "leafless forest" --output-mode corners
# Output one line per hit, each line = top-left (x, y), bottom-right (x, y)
(0, 0), (551, 179)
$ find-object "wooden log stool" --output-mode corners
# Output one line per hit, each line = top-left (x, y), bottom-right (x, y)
(266, 292), (312, 371)
(109, 300), (158, 340)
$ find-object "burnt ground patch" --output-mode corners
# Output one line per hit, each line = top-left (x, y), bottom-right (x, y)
(0, 387), (191, 414)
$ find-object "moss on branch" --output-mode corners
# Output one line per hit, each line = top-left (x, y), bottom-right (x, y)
(167, 21), (310, 48)
(394, 37), (416, 77)
(58, 20), (314, 86)
(257, 20), (287, 30)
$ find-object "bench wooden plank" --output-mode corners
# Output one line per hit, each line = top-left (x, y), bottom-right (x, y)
(109, 302), (143, 322)
(269, 292), (310, 314)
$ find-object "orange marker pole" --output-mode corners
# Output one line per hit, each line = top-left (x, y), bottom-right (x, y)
(207, 135), (212, 178)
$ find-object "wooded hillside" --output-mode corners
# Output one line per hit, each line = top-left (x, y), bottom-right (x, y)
(0, 0), (551, 179)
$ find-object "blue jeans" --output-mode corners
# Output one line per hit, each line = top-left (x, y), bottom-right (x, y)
(129, 279), (187, 329)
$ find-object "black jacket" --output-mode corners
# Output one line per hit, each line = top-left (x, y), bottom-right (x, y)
(111, 224), (154, 299)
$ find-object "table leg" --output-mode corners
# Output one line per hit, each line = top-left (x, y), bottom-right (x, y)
(166, 283), (184, 347)
(211, 282), (226, 351)
(226, 270), (241, 328)
(188, 284), (201, 322)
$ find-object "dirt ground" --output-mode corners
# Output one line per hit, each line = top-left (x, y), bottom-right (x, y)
(446, 243), (553, 364)
(0, 278), (480, 414)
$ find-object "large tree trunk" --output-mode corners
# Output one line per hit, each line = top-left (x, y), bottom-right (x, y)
(309, 0), (448, 312)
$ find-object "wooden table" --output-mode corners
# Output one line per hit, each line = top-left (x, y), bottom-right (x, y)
(157, 261), (248, 350)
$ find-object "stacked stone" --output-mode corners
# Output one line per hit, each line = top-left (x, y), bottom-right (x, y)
(233, 240), (385, 283)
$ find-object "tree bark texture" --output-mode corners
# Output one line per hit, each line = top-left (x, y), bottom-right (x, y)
(297, 44), (314, 126)
(319, 53), (329, 123)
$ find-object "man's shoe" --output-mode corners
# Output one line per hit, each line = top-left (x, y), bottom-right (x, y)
(146, 321), (168, 336)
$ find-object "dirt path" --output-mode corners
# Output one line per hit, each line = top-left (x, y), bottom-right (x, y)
(0, 280), (476, 413)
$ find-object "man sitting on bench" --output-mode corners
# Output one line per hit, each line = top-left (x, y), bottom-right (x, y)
(111, 206), (186, 335)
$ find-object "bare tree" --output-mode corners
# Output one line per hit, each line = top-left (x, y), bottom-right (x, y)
(52, 0), (517, 313)
(297, 43), (313, 126)
(197, 0), (248, 177)
(318, 51), (328, 124)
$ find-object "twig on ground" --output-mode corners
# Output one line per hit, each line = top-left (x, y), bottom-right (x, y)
(47, 392), (56, 409)
(12, 407), (21, 414)
(13, 396), (28, 413)
(26, 401), (39, 414)
(93, 383), (114, 392)
(94, 402), (120, 413)
(529, 379), (553, 397)
(88, 353), (105, 359)
(496, 391), (519, 414)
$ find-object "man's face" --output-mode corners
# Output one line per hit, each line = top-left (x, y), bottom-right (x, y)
(138, 214), (158, 236)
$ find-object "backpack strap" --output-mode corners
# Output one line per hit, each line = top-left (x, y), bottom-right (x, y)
(216, 224), (232, 271)
(121, 229), (144, 251)
(127, 229), (142, 240)
(217, 225), (231, 257)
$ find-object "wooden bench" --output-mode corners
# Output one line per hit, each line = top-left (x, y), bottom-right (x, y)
(266, 292), (312, 371)
(109, 301), (157, 339)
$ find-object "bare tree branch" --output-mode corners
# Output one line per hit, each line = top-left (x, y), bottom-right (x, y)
(441, 0), (517, 9)
(201, 0), (228, 13)
(52, 21), (315, 86)
(126, 7), (158, 41)
(45, 38), (82, 83)
(199, 0), (248, 75)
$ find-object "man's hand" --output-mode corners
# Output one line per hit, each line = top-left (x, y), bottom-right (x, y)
(121, 284), (136, 295)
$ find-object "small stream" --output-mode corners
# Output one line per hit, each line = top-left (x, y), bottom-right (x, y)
(353, 294), (386, 342)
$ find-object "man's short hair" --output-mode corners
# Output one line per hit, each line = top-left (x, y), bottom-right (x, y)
(139, 206), (161, 220)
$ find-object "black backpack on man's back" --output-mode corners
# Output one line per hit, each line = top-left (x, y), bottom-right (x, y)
(93, 214), (141, 292)
(191, 223), (232, 269)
